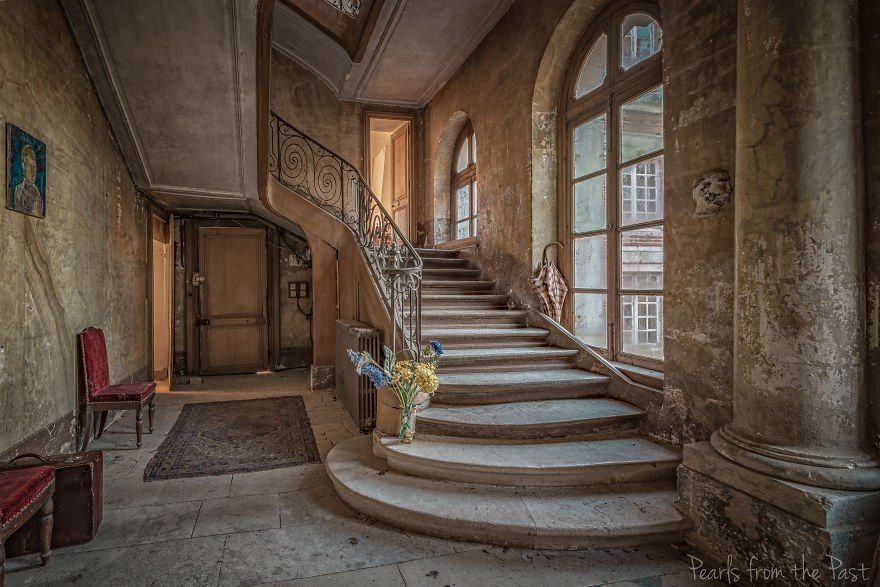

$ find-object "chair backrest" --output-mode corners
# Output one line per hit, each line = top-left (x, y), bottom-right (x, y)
(80, 327), (110, 398)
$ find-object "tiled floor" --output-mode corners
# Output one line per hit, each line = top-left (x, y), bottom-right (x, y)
(6, 371), (711, 586)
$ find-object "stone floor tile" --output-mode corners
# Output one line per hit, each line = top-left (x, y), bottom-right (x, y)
(230, 464), (329, 497)
(253, 564), (406, 587)
(278, 483), (358, 528)
(219, 517), (454, 586)
(60, 501), (202, 553)
(194, 493), (281, 537)
(104, 474), (232, 509)
(396, 545), (693, 587)
(5, 536), (226, 586)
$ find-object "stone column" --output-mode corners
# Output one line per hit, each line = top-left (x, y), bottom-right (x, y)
(709, 0), (878, 491)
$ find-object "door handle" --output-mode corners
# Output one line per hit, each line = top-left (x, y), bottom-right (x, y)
(198, 318), (211, 326)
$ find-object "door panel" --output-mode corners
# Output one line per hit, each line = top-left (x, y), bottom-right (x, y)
(390, 123), (410, 239)
(198, 227), (267, 374)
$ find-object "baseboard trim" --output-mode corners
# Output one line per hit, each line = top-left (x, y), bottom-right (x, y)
(0, 409), (79, 462)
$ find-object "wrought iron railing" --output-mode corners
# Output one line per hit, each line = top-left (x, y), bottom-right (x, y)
(323, 0), (361, 18)
(269, 112), (422, 358)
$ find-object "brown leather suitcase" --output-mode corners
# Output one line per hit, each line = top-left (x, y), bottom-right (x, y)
(2, 451), (103, 556)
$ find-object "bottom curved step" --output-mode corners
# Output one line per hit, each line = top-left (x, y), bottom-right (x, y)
(325, 435), (689, 550)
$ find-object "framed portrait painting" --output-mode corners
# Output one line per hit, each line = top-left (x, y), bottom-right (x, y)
(6, 123), (47, 219)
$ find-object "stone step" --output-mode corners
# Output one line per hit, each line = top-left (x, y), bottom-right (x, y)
(421, 294), (510, 309)
(439, 346), (579, 371)
(417, 398), (644, 440)
(422, 267), (482, 279)
(416, 248), (460, 259)
(434, 369), (609, 404)
(375, 435), (679, 487)
(422, 279), (495, 292)
(420, 309), (527, 326)
(422, 327), (549, 348)
(327, 436), (689, 550)
(422, 257), (472, 269)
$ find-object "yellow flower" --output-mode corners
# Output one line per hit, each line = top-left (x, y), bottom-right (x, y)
(391, 361), (414, 385)
(414, 363), (439, 394)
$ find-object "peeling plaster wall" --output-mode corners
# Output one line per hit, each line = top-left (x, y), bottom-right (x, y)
(271, 49), (365, 171)
(653, 0), (737, 445)
(421, 0), (738, 443)
(279, 246), (312, 369)
(866, 0), (880, 450)
(0, 1), (149, 454)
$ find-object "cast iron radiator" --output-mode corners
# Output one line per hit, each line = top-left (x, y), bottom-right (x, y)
(335, 320), (381, 430)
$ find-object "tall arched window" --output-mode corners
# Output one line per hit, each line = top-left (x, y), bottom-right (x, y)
(562, 2), (663, 368)
(451, 122), (477, 240)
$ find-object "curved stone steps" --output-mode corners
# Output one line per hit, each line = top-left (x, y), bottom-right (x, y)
(422, 267), (483, 279)
(421, 257), (473, 268)
(373, 435), (679, 487)
(422, 327), (549, 348)
(421, 309), (527, 326)
(417, 398), (644, 439)
(326, 436), (689, 550)
(434, 369), (610, 404)
(422, 279), (495, 292)
(439, 347), (579, 371)
(421, 294), (510, 309)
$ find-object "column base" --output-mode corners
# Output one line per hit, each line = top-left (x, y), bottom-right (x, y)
(711, 426), (880, 491)
(679, 442), (880, 586)
(310, 365), (334, 391)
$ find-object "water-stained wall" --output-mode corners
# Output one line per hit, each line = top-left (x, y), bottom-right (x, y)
(421, 0), (738, 443)
(0, 0), (149, 455)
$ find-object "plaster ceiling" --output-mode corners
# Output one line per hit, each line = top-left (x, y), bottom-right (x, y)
(273, 0), (515, 106)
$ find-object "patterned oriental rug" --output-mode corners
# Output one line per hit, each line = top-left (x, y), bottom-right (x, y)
(144, 396), (321, 481)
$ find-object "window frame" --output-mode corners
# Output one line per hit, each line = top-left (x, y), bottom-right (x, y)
(451, 122), (478, 240)
(558, 0), (664, 370)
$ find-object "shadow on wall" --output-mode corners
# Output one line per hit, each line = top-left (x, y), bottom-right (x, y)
(431, 111), (470, 246)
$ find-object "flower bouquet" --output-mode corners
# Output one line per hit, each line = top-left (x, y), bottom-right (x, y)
(347, 340), (444, 443)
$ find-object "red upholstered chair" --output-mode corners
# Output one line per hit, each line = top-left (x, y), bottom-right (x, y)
(80, 327), (156, 450)
(0, 466), (54, 586)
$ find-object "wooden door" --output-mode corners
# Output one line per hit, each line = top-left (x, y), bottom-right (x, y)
(197, 227), (267, 374)
(390, 123), (411, 239)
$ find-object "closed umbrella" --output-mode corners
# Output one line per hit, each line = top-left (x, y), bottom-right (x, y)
(531, 242), (567, 323)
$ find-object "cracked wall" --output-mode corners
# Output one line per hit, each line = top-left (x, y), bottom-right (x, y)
(0, 0), (149, 455)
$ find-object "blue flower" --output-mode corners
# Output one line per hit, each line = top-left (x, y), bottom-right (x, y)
(429, 340), (444, 356)
(362, 364), (390, 388)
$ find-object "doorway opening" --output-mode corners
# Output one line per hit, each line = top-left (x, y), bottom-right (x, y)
(150, 213), (173, 392)
(365, 113), (414, 240)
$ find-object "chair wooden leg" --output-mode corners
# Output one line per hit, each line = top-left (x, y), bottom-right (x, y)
(1, 540), (6, 587)
(148, 397), (156, 433)
(135, 406), (143, 448)
(96, 411), (108, 439)
(39, 498), (53, 566)
(82, 405), (93, 452)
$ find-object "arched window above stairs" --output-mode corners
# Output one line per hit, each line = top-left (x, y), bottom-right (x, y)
(560, 0), (664, 370)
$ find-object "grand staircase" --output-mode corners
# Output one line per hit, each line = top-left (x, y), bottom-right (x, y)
(326, 248), (688, 549)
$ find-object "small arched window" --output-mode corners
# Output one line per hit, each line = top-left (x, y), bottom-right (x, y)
(451, 122), (477, 240)
(562, 2), (664, 368)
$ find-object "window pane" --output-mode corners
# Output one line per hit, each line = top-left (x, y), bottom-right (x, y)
(455, 186), (469, 220)
(620, 13), (662, 71)
(621, 226), (663, 290)
(574, 293), (607, 348)
(455, 138), (469, 173)
(455, 220), (470, 240)
(573, 174), (606, 233)
(572, 114), (606, 178)
(620, 86), (663, 164)
(574, 33), (607, 99)
(573, 234), (607, 290)
(620, 155), (663, 226)
(471, 181), (477, 214)
(621, 295), (663, 359)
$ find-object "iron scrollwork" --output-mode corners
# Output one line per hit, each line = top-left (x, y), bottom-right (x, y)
(269, 112), (422, 358)
(323, 0), (361, 17)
